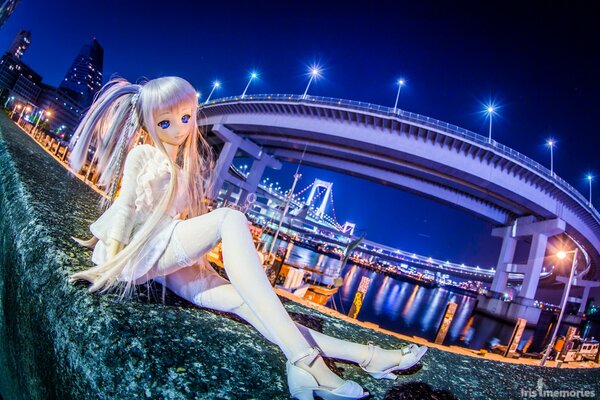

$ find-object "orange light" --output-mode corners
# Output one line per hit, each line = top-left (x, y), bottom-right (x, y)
(557, 251), (567, 259)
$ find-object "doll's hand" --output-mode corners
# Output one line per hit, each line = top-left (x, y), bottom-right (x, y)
(71, 235), (99, 248)
(107, 238), (126, 259)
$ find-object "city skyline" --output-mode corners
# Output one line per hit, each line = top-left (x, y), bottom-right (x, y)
(1, 0), (598, 268)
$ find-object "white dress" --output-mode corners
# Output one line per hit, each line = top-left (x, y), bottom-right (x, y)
(88, 144), (189, 285)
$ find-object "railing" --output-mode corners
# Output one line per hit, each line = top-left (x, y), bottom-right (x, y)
(204, 94), (599, 223)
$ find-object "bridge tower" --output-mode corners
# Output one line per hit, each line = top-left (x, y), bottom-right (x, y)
(477, 215), (566, 325)
(305, 179), (332, 217)
(341, 222), (355, 236)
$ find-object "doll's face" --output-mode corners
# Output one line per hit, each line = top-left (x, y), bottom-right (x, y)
(153, 102), (195, 147)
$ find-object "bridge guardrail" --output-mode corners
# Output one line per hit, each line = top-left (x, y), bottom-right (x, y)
(203, 94), (599, 223)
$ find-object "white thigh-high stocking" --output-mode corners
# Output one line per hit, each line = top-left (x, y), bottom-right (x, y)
(197, 282), (371, 364)
(155, 267), (408, 377)
(154, 207), (348, 389)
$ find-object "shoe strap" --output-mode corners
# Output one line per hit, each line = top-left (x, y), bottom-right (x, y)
(289, 346), (321, 367)
(400, 345), (414, 356)
(359, 341), (376, 368)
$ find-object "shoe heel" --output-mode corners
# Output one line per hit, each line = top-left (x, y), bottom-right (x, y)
(292, 389), (315, 400)
(366, 370), (397, 380)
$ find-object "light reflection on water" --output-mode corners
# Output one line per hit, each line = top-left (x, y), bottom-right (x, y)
(262, 235), (583, 352)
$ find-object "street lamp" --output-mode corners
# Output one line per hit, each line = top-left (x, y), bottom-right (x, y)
(485, 105), (495, 144)
(587, 175), (593, 206)
(18, 105), (31, 124)
(10, 103), (21, 118)
(205, 80), (220, 104)
(546, 139), (555, 177)
(34, 110), (50, 134)
(302, 66), (321, 100)
(393, 79), (405, 114)
(4, 95), (14, 109)
(540, 248), (579, 366)
(241, 72), (258, 99)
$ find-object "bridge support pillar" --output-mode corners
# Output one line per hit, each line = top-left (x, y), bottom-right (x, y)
(555, 276), (600, 315)
(209, 124), (281, 201)
(477, 216), (566, 325)
(238, 155), (268, 206)
(210, 141), (238, 200)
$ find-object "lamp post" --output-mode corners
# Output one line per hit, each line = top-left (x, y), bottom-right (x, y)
(302, 67), (320, 100)
(393, 79), (405, 114)
(266, 144), (307, 265)
(547, 139), (555, 177)
(11, 103), (21, 118)
(540, 248), (579, 366)
(205, 80), (220, 104)
(266, 172), (302, 264)
(587, 175), (593, 206)
(18, 105), (31, 124)
(4, 96), (14, 109)
(486, 105), (495, 144)
(241, 72), (257, 99)
(34, 110), (50, 134)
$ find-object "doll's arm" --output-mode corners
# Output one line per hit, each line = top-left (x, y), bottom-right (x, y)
(106, 238), (126, 259)
(90, 145), (149, 245)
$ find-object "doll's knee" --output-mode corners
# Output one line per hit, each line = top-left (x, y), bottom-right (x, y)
(193, 283), (245, 313)
(219, 207), (247, 233)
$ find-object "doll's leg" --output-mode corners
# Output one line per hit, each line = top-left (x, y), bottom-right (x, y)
(154, 216), (419, 376)
(154, 208), (348, 389)
(153, 265), (371, 363)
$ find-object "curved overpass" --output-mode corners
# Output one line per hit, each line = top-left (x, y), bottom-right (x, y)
(199, 94), (600, 278)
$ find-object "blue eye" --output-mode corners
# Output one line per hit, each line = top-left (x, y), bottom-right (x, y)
(181, 114), (191, 123)
(158, 120), (170, 129)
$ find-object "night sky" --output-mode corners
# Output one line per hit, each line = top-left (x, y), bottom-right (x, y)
(2, 1), (599, 269)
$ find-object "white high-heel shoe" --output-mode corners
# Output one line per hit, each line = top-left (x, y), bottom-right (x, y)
(286, 347), (369, 400)
(359, 342), (428, 380)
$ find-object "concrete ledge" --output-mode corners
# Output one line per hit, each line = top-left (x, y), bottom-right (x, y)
(1, 112), (599, 399)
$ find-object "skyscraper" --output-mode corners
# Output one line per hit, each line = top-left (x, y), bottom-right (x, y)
(59, 37), (103, 108)
(0, 31), (40, 103)
(8, 29), (30, 59)
(0, 0), (20, 30)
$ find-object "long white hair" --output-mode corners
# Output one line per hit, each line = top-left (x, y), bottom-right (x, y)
(68, 76), (215, 298)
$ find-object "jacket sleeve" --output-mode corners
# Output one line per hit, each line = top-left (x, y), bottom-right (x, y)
(89, 145), (149, 245)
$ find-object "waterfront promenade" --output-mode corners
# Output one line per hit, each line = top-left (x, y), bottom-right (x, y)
(1, 112), (599, 399)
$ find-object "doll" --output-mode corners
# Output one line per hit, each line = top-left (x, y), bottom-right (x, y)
(68, 76), (428, 400)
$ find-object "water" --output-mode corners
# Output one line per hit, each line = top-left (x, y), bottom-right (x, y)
(263, 234), (591, 353)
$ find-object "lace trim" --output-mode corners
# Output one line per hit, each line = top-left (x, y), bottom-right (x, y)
(171, 233), (194, 267)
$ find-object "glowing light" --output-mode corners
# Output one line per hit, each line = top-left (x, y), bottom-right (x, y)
(557, 251), (567, 259)
(302, 64), (322, 99)
(241, 71), (259, 98)
(486, 105), (495, 114)
(205, 80), (221, 104)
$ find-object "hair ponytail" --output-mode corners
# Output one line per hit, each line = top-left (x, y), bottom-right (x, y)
(68, 78), (142, 208)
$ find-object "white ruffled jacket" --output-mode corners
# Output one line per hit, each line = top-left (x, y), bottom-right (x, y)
(89, 144), (188, 275)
